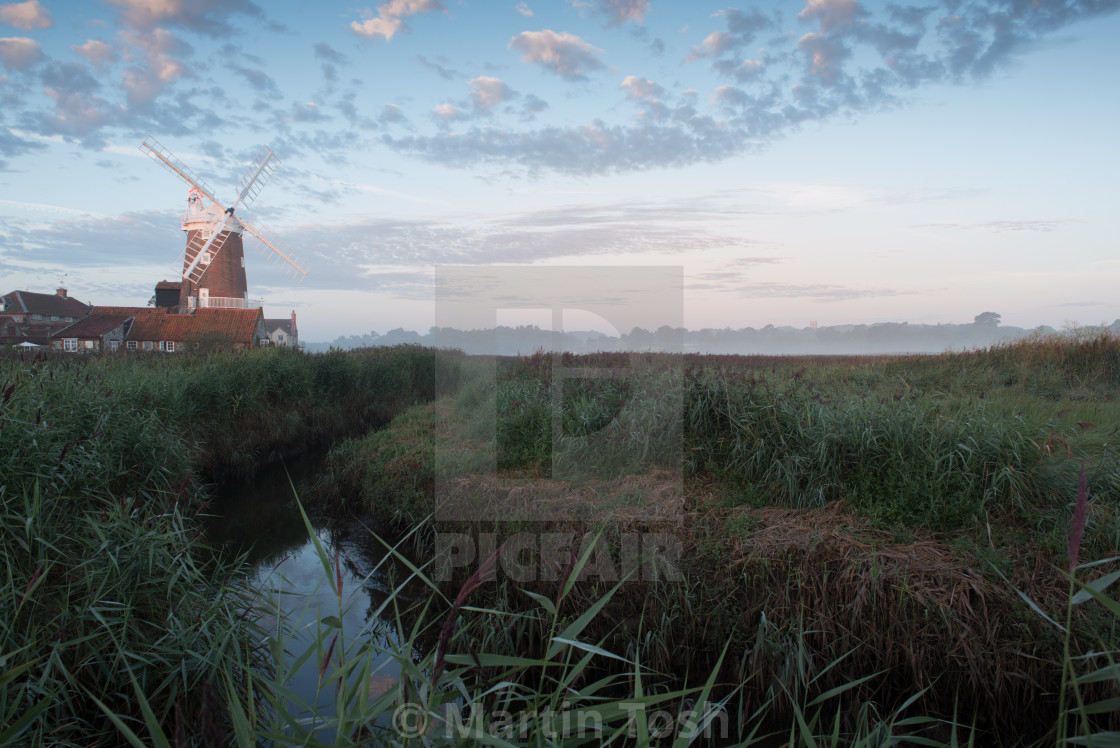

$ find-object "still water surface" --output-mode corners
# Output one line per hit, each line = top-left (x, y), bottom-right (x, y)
(206, 453), (414, 736)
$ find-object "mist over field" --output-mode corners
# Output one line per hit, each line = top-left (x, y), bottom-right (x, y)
(308, 316), (1120, 356)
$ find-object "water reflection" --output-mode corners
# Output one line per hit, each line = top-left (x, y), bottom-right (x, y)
(205, 454), (421, 737)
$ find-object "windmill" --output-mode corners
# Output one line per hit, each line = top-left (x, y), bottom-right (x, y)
(139, 136), (309, 312)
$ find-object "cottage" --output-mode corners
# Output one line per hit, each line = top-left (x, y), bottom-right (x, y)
(52, 314), (133, 353)
(125, 307), (266, 352)
(1, 288), (91, 346)
(264, 311), (299, 348)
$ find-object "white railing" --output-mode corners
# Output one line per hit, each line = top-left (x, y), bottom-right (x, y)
(187, 296), (262, 310)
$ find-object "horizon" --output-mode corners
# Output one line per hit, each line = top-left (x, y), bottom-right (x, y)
(2, 0), (1118, 341)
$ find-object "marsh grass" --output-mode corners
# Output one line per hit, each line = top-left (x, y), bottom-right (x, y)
(4, 333), (1119, 744)
(0, 344), (453, 744)
(322, 331), (1120, 743)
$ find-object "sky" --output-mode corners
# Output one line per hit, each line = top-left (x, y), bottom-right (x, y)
(1, 0), (1118, 341)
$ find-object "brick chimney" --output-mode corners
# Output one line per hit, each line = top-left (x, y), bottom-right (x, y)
(56, 287), (67, 298)
(290, 310), (297, 337)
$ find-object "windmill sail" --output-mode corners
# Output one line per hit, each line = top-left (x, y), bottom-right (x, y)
(237, 218), (310, 282)
(140, 137), (220, 205)
(182, 222), (232, 284)
(234, 146), (279, 209)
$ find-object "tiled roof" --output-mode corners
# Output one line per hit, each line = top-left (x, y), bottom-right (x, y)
(2, 290), (90, 317)
(90, 305), (166, 317)
(129, 307), (263, 345)
(155, 280), (182, 290)
(265, 319), (293, 335)
(55, 314), (131, 339)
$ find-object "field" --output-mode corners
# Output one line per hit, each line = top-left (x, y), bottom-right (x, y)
(324, 330), (1120, 744)
(2, 333), (1118, 745)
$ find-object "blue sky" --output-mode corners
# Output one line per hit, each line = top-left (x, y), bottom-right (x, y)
(1, 0), (1117, 340)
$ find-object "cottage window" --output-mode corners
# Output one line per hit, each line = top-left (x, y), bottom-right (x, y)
(51, 315), (59, 321)
(84, 340), (95, 350)
(143, 341), (153, 351)
(166, 341), (175, 352)
(110, 340), (119, 352)
(127, 341), (138, 351)
(63, 338), (78, 352)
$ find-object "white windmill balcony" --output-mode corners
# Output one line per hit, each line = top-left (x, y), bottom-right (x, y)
(187, 296), (263, 311)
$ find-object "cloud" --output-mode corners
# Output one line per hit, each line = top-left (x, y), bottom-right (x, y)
(0, 35), (40, 70)
(918, 219), (1070, 232)
(620, 74), (662, 100)
(687, 8), (775, 61)
(468, 75), (512, 112)
(232, 64), (280, 97)
(730, 281), (917, 301)
(429, 76), (526, 122)
(34, 62), (120, 138)
(385, 112), (747, 176)
(379, 103), (406, 123)
(351, 0), (443, 42)
(0, 0), (51, 30)
(105, 0), (264, 36)
(281, 101), (329, 124)
(433, 102), (464, 122)
(275, 197), (751, 292)
(591, 0), (649, 27)
(0, 125), (45, 169)
(0, 210), (189, 274)
(387, 0), (1118, 178)
(515, 2), (533, 18)
(509, 29), (605, 80)
(313, 41), (349, 65)
(520, 93), (548, 119)
(72, 39), (118, 68)
(331, 97), (375, 129)
(798, 0), (861, 33)
(797, 31), (849, 82)
(417, 54), (462, 80)
(119, 28), (190, 106)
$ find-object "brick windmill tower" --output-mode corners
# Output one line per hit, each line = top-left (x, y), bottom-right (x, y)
(140, 137), (309, 311)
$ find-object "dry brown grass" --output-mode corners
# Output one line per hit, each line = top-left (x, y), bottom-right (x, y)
(428, 472), (1115, 739)
(435, 467), (686, 526)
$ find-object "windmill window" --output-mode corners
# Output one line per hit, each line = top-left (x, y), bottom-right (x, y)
(201, 252), (211, 265)
(63, 338), (78, 352)
(126, 341), (138, 351)
(241, 256), (245, 267)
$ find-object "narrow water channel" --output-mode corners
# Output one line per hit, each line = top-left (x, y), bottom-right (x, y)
(205, 452), (416, 737)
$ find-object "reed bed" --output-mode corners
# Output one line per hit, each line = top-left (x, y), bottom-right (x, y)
(3, 333), (1118, 744)
(323, 331), (1120, 743)
(0, 344), (451, 744)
